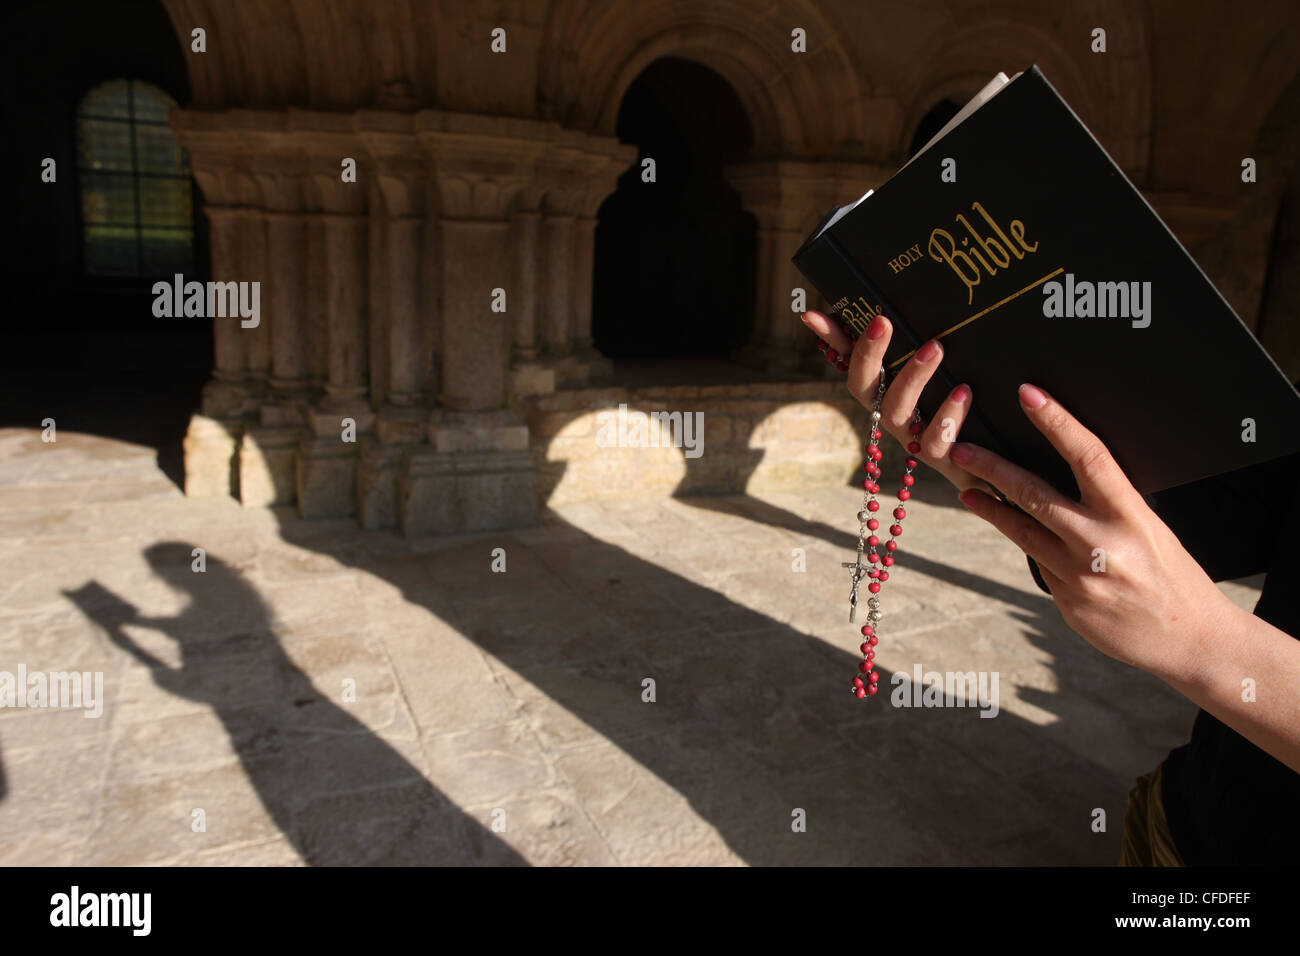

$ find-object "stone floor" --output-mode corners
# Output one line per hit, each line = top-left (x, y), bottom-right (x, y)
(0, 425), (1264, 866)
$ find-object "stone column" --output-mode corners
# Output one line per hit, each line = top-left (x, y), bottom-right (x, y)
(522, 134), (633, 390)
(726, 160), (891, 375)
(183, 202), (257, 498)
(357, 122), (431, 529)
(386, 216), (424, 406)
(540, 212), (577, 356)
(393, 111), (557, 536)
(240, 209), (271, 388)
(296, 149), (373, 520)
(564, 137), (634, 385)
(265, 212), (309, 392)
(569, 212), (612, 382)
(237, 192), (311, 509)
(204, 206), (247, 391)
(512, 209), (542, 360)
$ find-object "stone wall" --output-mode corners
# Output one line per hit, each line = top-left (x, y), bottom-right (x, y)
(152, 0), (1300, 534)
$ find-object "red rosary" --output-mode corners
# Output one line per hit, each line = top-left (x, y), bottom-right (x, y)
(818, 338), (922, 699)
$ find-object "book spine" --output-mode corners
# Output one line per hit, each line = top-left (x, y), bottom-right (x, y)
(820, 233), (926, 359)
(793, 232), (933, 375)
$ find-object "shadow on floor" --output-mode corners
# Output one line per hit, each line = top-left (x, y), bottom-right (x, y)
(33, 351), (1185, 864)
(63, 543), (526, 865)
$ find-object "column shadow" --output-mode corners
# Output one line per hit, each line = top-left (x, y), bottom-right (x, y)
(265, 485), (1169, 864)
(62, 542), (526, 866)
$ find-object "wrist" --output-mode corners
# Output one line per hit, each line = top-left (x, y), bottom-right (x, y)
(1155, 591), (1243, 695)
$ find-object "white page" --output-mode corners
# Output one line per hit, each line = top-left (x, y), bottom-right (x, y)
(902, 72), (1011, 170)
(812, 72), (1015, 240)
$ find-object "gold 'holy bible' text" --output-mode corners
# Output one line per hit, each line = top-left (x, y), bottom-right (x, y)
(920, 201), (1039, 304)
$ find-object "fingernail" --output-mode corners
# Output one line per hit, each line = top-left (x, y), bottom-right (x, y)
(800, 312), (812, 326)
(916, 339), (941, 362)
(950, 442), (974, 464)
(866, 314), (888, 340)
(1019, 383), (1047, 408)
(957, 488), (980, 510)
(951, 384), (971, 405)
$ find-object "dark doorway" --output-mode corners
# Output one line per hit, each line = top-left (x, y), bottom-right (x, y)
(0, 0), (209, 489)
(592, 57), (757, 359)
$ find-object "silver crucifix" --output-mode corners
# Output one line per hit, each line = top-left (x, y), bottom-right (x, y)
(841, 552), (870, 623)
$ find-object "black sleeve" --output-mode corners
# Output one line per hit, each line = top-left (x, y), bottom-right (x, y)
(1147, 451), (1300, 582)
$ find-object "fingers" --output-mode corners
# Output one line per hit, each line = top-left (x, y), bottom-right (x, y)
(1018, 384), (1137, 510)
(799, 310), (854, 358)
(846, 314), (893, 406)
(950, 440), (1091, 542)
(915, 381), (998, 493)
(920, 381), (971, 461)
(879, 338), (942, 435)
(957, 487), (1072, 579)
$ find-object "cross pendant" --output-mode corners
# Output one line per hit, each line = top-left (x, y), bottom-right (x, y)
(841, 552), (870, 624)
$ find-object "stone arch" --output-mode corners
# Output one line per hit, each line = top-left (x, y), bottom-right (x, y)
(898, 9), (1151, 177)
(539, 0), (869, 157)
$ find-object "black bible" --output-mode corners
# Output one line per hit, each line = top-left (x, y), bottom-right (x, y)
(792, 66), (1300, 498)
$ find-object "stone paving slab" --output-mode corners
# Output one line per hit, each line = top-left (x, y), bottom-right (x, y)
(0, 426), (1263, 865)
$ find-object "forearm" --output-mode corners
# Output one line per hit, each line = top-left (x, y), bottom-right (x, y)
(1161, 602), (1300, 774)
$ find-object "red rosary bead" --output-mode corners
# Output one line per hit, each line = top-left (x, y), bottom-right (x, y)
(909, 422), (923, 435)
(898, 489), (911, 501)
(861, 625), (874, 636)
(902, 475), (915, 487)
(890, 524), (902, 536)
(858, 660), (871, 673)
(854, 675), (865, 688)
(885, 540), (897, 552)
(855, 686), (867, 698)
(817, 340), (829, 352)
(867, 684), (878, 695)
(906, 457), (919, 469)
(878, 570), (889, 581)
(881, 555), (894, 567)
(867, 535), (879, 547)
(867, 518), (879, 530)
(826, 349), (838, 362)
(866, 500), (879, 512)
(869, 582), (881, 593)
(894, 507), (907, 519)
(907, 441), (921, 453)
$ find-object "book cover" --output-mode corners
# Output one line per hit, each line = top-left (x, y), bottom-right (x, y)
(792, 66), (1300, 498)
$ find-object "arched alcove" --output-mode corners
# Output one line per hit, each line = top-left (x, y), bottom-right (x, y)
(591, 57), (758, 359)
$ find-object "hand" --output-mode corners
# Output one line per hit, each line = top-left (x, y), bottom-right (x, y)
(800, 309), (991, 493)
(950, 383), (1240, 683)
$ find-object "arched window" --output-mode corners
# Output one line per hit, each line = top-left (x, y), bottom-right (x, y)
(76, 79), (193, 276)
